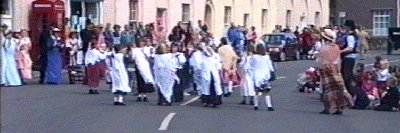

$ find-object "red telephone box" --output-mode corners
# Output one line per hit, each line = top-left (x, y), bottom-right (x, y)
(30, 0), (65, 68)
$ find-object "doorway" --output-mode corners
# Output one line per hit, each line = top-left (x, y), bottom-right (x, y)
(156, 8), (167, 29)
(204, 4), (212, 32)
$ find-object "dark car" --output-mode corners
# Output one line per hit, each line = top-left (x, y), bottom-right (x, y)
(262, 33), (301, 61)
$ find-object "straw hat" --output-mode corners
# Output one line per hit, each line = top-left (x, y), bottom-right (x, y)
(320, 29), (336, 41)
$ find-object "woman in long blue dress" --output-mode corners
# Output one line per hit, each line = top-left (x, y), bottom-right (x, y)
(44, 28), (63, 84)
(1, 31), (22, 86)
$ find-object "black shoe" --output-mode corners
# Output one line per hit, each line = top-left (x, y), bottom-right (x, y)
(223, 92), (231, 97)
(333, 110), (343, 115)
(157, 102), (163, 106)
(212, 104), (217, 108)
(165, 102), (172, 106)
(118, 102), (126, 106)
(114, 102), (118, 105)
(143, 97), (148, 102)
(254, 106), (259, 110)
(136, 97), (142, 102)
(93, 90), (99, 94)
(268, 107), (275, 111)
(249, 101), (254, 105)
(89, 89), (96, 94)
(319, 110), (330, 114)
(240, 100), (246, 105)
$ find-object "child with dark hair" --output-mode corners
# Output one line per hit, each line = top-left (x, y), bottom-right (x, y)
(250, 44), (275, 111)
(110, 45), (131, 106)
(374, 77), (400, 111)
(85, 39), (107, 94)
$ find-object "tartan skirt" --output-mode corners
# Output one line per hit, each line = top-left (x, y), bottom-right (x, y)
(320, 65), (353, 109)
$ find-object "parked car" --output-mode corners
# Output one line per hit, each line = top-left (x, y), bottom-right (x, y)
(261, 33), (301, 61)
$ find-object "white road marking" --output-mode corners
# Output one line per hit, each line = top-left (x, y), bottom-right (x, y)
(180, 96), (200, 106)
(158, 112), (177, 131)
(276, 76), (287, 80)
(365, 59), (400, 66)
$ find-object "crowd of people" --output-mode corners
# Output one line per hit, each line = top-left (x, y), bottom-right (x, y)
(1, 19), (398, 114)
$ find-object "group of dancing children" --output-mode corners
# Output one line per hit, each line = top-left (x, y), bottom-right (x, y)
(70, 37), (276, 111)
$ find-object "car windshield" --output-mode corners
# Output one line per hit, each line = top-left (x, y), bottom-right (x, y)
(264, 35), (284, 45)
(263, 35), (297, 45)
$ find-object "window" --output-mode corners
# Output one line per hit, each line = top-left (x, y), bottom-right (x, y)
(261, 9), (268, 32)
(373, 10), (392, 36)
(244, 14), (250, 27)
(224, 6), (232, 25)
(85, 2), (99, 24)
(315, 12), (321, 27)
(286, 10), (292, 28)
(182, 4), (190, 23)
(1, 0), (11, 16)
(129, 0), (139, 22)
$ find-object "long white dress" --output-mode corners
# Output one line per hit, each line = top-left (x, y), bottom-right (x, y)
(239, 54), (255, 96)
(1, 38), (22, 86)
(200, 53), (223, 96)
(189, 50), (205, 92)
(250, 54), (274, 88)
(111, 53), (132, 93)
(153, 54), (179, 103)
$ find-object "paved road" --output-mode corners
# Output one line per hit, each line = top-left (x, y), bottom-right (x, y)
(2, 50), (400, 133)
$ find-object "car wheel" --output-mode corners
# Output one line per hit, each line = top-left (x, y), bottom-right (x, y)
(294, 51), (301, 60)
(279, 52), (286, 62)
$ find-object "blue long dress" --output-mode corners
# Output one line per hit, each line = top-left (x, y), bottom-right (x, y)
(44, 37), (63, 84)
(1, 39), (22, 86)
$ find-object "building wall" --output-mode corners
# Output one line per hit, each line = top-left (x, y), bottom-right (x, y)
(10, 0), (36, 30)
(335, 0), (398, 29)
(5, 0), (329, 39)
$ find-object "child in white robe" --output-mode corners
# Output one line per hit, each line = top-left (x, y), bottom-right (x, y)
(199, 46), (223, 108)
(131, 40), (155, 102)
(238, 48), (256, 105)
(250, 44), (275, 111)
(111, 45), (132, 106)
(153, 44), (180, 106)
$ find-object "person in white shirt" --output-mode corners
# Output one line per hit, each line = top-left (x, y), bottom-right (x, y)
(250, 44), (275, 111)
(376, 59), (391, 90)
(110, 45), (131, 106)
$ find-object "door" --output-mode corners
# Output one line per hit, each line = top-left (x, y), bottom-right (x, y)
(204, 5), (212, 32)
(156, 8), (167, 29)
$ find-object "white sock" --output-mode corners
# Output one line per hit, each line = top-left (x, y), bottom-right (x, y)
(265, 95), (273, 108)
(114, 97), (118, 102)
(228, 81), (233, 92)
(254, 95), (259, 107)
(118, 95), (124, 103)
(143, 94), (147, 98)
(223, 85), (229, 94)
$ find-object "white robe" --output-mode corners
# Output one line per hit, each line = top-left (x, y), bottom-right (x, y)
(239, 55), (255, 96)
(111, 53), (132, 93)
(250, 54), (274, 88)
(153, 54), (179, 102)
(131, 47), (154, 83)
(199, 53), (223, 96)
(190, 51), (205, 91)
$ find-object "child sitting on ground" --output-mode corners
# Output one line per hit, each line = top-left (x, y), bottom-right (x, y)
(374, 77), (400, 111)
(376, 59), (391, 91)
(297, 67), (320, 93)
